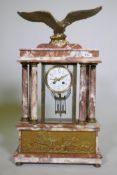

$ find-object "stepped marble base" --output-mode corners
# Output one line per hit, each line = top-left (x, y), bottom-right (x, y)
(14, 122), (102, 167)
(14, 147), (102, 167)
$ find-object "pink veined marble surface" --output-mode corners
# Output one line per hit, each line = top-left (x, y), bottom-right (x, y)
(18, 43), (100, 64)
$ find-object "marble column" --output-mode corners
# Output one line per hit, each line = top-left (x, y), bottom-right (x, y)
(30, 63), (38, 123)
(21, 63), (29, 122)
(28, 63), (32, 120)
(78, 64), (87, 124)
(88, 64), (96, 123)
(86, 65), (90, 121)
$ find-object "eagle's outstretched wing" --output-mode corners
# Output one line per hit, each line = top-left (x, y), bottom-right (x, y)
(17, 7), (102, 35)
(17, 11), (58, 31)
(62, 6), (102, 27)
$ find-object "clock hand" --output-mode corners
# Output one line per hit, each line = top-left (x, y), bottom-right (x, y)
(52, 77), (59, 84)
(53, 79), (58, 84)
(58, 74), (68, 81)
(51, 74), (68, 83)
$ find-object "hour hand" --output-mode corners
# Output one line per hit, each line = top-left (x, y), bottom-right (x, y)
(53, 77), (58, 84)
(50, 77), (59, 84)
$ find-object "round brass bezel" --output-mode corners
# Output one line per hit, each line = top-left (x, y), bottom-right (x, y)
(45, 65), (72, 93)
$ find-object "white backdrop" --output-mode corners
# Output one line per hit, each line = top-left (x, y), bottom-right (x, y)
(0, 0), (117, 175)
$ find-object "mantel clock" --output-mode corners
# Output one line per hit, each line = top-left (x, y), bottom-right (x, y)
(14, 6), (103, 167)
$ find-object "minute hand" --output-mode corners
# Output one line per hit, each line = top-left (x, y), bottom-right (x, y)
(53, 74), (68, 84)
(58, 74), (68, 81)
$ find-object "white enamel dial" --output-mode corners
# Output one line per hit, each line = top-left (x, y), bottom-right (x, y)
(45, 66), (72, 93)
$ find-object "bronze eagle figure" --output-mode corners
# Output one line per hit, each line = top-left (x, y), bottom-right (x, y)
(17, 6), (102, 35)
